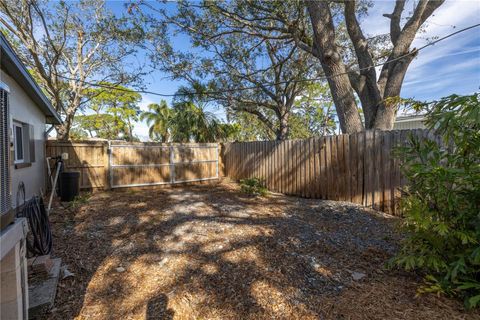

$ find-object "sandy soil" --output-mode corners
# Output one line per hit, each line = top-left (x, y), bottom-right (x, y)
(44, 181), (477, 320)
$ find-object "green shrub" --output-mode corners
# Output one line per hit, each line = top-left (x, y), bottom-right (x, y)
(391, 93), (480, 308)
(240, 178), (268, 196)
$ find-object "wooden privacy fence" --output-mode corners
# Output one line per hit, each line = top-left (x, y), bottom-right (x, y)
(46, 140), (107, 189)
(46, 140), (220, 189)
(223, 129), (430, 215)
(109, 142), (219, 188)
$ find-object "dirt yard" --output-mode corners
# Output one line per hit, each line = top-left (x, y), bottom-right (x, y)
(45, 181), (475, 319)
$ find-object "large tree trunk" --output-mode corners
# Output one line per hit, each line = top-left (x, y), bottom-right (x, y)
(56, 118), (72, 140)
(276, 112), (289, 140)
(306, 1), (363, 134)
(305, 0), (444, 133)
(55, 100), (80, 140)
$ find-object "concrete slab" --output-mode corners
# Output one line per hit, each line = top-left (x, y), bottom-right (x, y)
(28, 258), (61, 319)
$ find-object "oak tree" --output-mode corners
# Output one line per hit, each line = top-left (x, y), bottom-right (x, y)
(165, 0), (445, 133)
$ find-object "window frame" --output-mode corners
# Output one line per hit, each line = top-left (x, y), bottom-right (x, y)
(13, 121), (25, 164)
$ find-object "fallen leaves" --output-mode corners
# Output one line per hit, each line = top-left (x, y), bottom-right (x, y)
(44, 182), (473, 320)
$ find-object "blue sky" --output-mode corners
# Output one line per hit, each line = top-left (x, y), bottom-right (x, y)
(108, 0), (480, 140)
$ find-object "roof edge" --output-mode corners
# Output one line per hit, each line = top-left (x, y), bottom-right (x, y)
(0, 34), (62, 125)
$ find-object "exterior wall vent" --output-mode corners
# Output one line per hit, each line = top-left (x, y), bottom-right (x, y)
(1, 88), (12, 222)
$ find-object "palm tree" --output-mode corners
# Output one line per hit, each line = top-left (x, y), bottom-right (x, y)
(169, 101), (220, 142)
(139, 101), (172, 142)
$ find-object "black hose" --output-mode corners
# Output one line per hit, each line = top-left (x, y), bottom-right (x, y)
(16, 181), (25, 215)
(16, 183), (53, 257)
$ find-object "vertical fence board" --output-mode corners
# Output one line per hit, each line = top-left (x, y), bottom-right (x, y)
(364, 131), (374, 207)
(348, 134), (356, 203)
(331, 136), (339, 201)
(301, 140), (306, 197)
(307, 139), (314, 198)
(356, 132), (364, 205)
(384, 132), (393, 214)
(314, 138), (321, 199)
(373, 131), (383, 211)
(324, 136), (332, 200)
(319, 137), (326, 199)
(337, 135), (346, 201)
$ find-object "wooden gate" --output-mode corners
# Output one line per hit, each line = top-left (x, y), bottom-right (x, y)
(108, 142), (219, 188)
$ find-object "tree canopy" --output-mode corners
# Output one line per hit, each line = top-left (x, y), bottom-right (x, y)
(141, 0), (445, 134)
(142, 1), (329, 140)
(0, 0), (147, 139)
(71, 84), (141, 141)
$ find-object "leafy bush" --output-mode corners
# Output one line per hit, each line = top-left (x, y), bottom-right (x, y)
(240, 178), (268, 196)
(391, 93), (480, 308)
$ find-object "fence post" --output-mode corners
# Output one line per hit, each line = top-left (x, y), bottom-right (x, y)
(170, 145), (175, 183)
(216, 144), (219, 179)
(107, 140), (112, 189)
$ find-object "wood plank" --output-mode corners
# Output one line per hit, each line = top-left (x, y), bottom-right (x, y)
(298, 140), (303, 197)
(330, 135), (339, 201)
(343, 135), (351, 202)
(263, 141), (268, 184)
(314, 137), (321, 198)
(283, 140), (295, 194)
(241, 142), (246, 179)
(364, 130), (374, 207)
(290, 140), (295, 195)
(281, 141), (286, 194)
(307, 138), (314, 198)
(261, 142), (265, 187)
(356, 132), (364, 205)
(253, 142), (257, 179)
(383, 132), (392, 214)
(271, 141), (276, 191)
(373, 131), (383, 211)
(337, 135), (345, 201)
(348, 133), (357, 204)
(234, 144), (239, 179)
(324, 136), (332, 200)
(319, 137), (326, 199)
(277, 141), (282, 193)
(299, 139), (305, 197)
(389, 132), (399, 215)
(269, 141), (274, 191)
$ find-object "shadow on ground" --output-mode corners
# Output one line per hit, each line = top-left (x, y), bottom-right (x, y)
(45, 182), (469, 320)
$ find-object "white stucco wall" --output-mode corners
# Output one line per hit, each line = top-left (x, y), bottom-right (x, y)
(1, 70), (47, 206)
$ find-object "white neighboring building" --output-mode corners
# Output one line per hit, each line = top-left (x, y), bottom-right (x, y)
(393, 114), (426, 130)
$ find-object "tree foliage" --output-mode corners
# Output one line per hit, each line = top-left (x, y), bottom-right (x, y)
(143, 0), (444, 133)
(139, 101), (172, 142)
(71, 113), (129, 140)
(391, 93), (480, 309)
(226, 82), (337, 141)
(72, 84), (141, 140)
(140, 98), (238, 143)
(0, 0), (146, 140)
(141, 1), (327, 140)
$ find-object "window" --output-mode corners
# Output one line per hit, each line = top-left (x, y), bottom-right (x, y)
(13, 122), (24, 163)
(12, 121), (35, 168)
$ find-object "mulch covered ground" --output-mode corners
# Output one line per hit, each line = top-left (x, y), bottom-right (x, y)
(44, 181), (476, 319)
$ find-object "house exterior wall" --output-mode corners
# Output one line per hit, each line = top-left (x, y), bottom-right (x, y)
(1, 70), (47, 206)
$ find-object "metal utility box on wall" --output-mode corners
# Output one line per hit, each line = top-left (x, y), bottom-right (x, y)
(0, 84), (14, 230)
